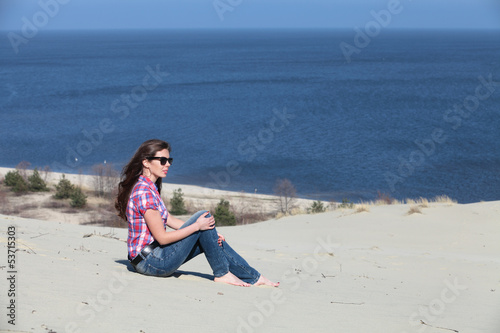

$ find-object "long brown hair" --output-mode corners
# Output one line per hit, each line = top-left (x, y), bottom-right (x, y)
(115, 139), (171, 220)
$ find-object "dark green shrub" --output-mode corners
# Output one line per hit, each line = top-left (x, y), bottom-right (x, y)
(13, 178), (29, 194)
(4, 170), (24, 186)
(70, 187), (87, 208)
(339, 198), (354, 209)
(169, 188), (187, 215)
(214, 199), (236, 226)
(4, 170), (28, 194)
(309, 200), (326, 214)
(54, 175), (74, 199)
(28, 168), (49, 192)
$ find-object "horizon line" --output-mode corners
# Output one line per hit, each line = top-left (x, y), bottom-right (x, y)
(2, 26), (500, 33)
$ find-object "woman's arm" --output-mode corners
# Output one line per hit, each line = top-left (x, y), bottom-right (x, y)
(167, 213), (226, 247)
(166, 214), (186, 230)
(145, 210), (214, 245)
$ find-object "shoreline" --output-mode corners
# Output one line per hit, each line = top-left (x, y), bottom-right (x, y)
(2, 162), (495, 205)
(0, 166), (330, 226)
(1, 166), (497, 228)
(0, 162), (340, 202)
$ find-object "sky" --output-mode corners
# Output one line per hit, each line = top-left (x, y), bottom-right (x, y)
(0, 0), (499, 31)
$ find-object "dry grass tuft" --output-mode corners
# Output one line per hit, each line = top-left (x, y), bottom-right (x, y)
(376, 191), (393, 205)
(431, 195), (457, 205)
(373, 191), (403, 205)
(405, 198), (415, 205)
(406, 197), (429, 207)
(355, 204), (370, 213)
(290, 207), (307, 215)
(417, 197), (429, 207)
(275, 211), (287, 219)
(405, 195), (456, 208)
(407, 206), (422, 215)
(274, 207), (307, 220)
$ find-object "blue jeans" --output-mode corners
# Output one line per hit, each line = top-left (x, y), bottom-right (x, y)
(134, 211), (261, 284)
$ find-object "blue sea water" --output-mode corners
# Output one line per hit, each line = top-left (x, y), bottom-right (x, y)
(0, 29), (499, 203)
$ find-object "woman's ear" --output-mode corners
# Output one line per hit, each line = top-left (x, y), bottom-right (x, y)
(142, 159), (149, 169)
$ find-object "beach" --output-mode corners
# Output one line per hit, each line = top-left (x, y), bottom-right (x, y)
(0, 186), (499, 332)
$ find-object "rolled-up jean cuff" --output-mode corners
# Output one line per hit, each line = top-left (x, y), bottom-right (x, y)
(214, 270), (230, 278)
(249, 273), (261, 285)
(213, 271), (260, 284)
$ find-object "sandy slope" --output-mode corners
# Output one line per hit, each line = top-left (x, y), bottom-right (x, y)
(0, 200), (499, 333)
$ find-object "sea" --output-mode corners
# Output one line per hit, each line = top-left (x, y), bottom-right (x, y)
(1, 29), (499, 203)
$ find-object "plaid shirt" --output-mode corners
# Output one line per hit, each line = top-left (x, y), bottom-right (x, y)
(127, 175), (168, 259)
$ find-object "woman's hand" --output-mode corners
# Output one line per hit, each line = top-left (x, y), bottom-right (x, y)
(196, 212), (215, 231)
(217, 233), (225, 247)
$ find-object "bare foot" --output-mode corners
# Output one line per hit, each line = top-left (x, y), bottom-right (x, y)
(254, 275), (280, 287)
(214, 272), (251, 287)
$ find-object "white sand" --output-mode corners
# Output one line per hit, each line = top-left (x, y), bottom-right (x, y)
(1, 200), (499, 333)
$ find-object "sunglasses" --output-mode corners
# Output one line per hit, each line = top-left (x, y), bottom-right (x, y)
(147, 156), (173, 165)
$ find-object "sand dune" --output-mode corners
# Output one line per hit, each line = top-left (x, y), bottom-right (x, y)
(1, 200), (499, 333)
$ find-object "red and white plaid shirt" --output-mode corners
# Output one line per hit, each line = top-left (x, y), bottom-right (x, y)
(127, 175), (168, 259)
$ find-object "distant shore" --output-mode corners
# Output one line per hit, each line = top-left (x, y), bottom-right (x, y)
(0, 166), (329, 226)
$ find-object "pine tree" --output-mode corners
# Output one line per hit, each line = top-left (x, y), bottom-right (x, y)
(54, 175), (74, 199)
(309, 201), (326, 214)
(28, 168), (49, 192)
(170, 188), (188, 215)
(214, 199), (236, 226)
(4, 170), (28, 194)
(70, 187), (87, 208)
